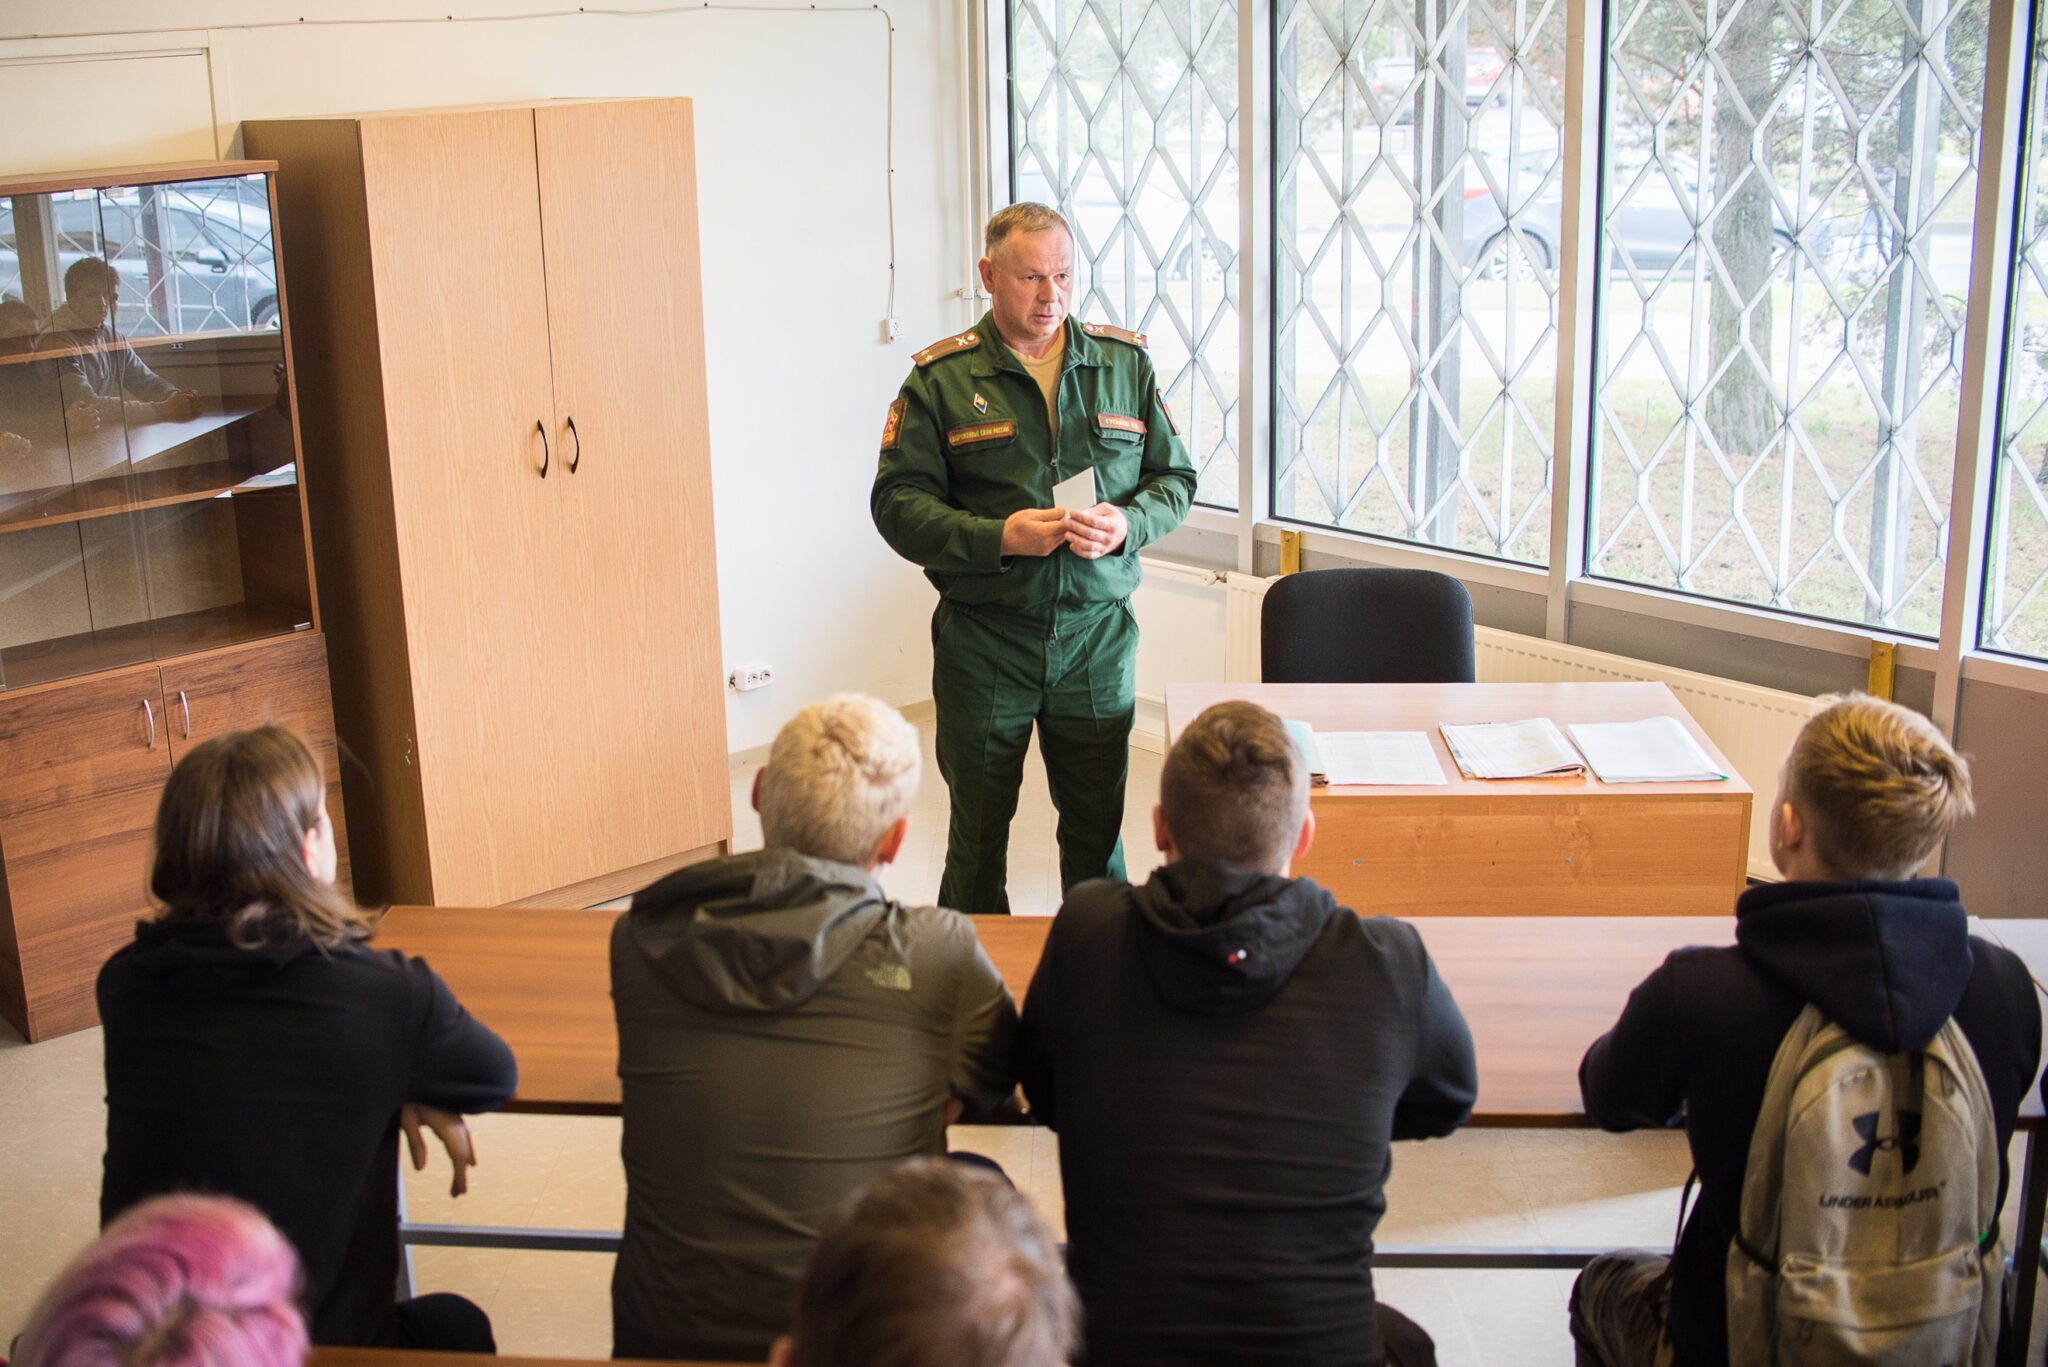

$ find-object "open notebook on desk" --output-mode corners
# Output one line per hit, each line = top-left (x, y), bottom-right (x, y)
(1439, 718), (1585, 779)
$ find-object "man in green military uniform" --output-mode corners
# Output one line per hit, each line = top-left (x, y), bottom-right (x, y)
(872, 203), (1196, 915)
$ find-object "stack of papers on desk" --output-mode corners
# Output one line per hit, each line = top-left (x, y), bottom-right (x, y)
(1566, 716), (1727, 783)
(1438, 718), (1584, 779)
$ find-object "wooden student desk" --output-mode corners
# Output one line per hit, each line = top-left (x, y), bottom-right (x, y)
(1164, 682), (1753, 918)
(376, 906), (2048, 1367)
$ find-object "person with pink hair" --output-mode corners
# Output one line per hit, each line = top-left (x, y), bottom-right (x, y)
(14, 1195), (308, 1367)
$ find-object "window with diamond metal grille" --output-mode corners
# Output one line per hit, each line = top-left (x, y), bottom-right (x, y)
(1588, 0), (1988, 635)
(1272, 0), (1564, 564)
(1008, 0), (1242, 508)
(1983, 3), (2048, 661)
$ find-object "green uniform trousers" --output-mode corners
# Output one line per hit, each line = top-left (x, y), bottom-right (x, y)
(932, 598), (1136, 916)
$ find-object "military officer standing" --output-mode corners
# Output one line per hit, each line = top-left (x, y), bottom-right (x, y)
(872, 203), (1196, 915)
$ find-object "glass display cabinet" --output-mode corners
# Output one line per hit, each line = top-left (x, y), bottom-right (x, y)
(0, 162), (347, 1042)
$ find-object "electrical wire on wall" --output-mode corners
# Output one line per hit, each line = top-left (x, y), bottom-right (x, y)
(0, 2), (901, 335)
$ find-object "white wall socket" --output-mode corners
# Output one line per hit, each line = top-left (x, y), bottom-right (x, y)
(728, 664), (774, 692)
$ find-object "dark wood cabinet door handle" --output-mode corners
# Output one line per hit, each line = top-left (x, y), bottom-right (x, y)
(178, 690), (191, 739)
(141, 698), (156, 750)
(567, 416), (581, 473)
(537, 420), (550, 478)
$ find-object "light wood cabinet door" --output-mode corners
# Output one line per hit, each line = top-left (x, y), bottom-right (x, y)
(161, 632), (353, 897)
(534, 100), (731, 887)
(0, 666), (171, 1040)
(358, 110), (572, 906)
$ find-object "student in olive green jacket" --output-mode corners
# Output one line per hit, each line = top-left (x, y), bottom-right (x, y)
(610, 695), (1018, 1363)
(871, 203), (1196, 916)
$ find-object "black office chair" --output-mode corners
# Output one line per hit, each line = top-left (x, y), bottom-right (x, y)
(1260, 567), (1476, 683)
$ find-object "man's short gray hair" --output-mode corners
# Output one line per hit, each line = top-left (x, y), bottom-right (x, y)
(984, 202), (1073, 257)
(758, 695), (923, 867)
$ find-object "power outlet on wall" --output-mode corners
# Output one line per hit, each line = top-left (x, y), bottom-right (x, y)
(728, 664), (774, 692)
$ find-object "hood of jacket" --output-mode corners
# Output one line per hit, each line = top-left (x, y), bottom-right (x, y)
(623, 848), (893, 1013)
(1128, 859), (1343, 1015)
(1734, 878), (1974, 1053)
(125, 917), (321, 993)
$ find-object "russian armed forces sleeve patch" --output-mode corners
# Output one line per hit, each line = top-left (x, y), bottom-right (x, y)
(881, 397), (907, 451)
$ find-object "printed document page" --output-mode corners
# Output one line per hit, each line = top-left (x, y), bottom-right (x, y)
(1566, 716), (1727, 783)
(1438, 718), (1584, 779)
(1318, 731), (1448, 785)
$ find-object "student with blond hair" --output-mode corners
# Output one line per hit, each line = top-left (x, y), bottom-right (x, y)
(98, 726), (516, 1352)
(1570, 694), (2042, 1367)
(611, 694), (1019, 1362)
(772, 1159), (1079, 1367)
(16, 1195), (308, 1367)
(1018, 700), (1476, 1367)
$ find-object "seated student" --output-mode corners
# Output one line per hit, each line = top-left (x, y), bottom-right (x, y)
(611, 694), (1020, 1362)
(1018, 700), (1478, 1367)
(771, 1158), (1079, 1367)
(42, 258), (199, 424)
(1571, 693), (2043, 1367)
(14, 1195), (308, 1367)
(98, 726), (517, 1353)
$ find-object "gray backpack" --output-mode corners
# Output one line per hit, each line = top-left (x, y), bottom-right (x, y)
(1727, 1003), (2002, 1366)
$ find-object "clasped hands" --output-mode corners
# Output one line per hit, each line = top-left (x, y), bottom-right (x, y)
(1001, 503), (1127, 560)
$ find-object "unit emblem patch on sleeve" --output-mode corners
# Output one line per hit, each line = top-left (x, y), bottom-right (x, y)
(880, 397), (907, 451)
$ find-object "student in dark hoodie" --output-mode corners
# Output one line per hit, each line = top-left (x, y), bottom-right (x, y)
(1570, 693), (2042, 1367)
(97, 726), (517, 1353)
(1017, 700), (1477, 1367)
(610, 694), (1019, 1362)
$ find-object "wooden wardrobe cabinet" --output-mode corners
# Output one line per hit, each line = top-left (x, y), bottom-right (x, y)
(245, 100), (730, 908)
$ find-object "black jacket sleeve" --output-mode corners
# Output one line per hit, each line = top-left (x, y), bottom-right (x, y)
(1579, 955), (1688, 1132)
(1391, 943), (1479, 1141)
(1016, 916), (1064, 1131)
(403, 957), (519, 1113)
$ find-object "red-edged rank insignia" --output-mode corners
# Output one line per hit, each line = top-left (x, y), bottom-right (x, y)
(1082, 320), (1148, 348)
(880, 397), (907, 451)
(972, 391), (989, 414)
(914, 330), (981, 367)
(1156, 388), (1180, 435)
(946, 420), (1016, 448)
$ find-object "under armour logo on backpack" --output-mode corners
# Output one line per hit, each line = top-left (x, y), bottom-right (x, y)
(1849, 1109), (1923, 1176)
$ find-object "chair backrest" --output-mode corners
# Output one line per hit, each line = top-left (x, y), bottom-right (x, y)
(1260, 567), (1476, 683)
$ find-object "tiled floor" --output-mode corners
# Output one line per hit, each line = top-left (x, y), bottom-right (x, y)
(1, 721), (2036, 1364)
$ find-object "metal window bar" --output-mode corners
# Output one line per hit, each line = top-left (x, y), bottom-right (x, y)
(1587, 0), (1990, 637)
(1269, 0), (1565, 566)
(1006, 0), (1244, 508)
(1981, 0), (2048, 660)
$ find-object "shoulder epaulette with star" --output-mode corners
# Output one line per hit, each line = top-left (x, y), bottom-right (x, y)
(913, 329), (982, 367)
(1082, 321), (1148, 348)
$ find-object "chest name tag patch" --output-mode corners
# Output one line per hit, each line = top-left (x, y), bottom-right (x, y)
(947, 419), (1016, 448)
(880, 397), (906, 451)
(1096, 412), (1146, 438)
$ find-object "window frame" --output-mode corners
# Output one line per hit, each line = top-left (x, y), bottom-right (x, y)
(978, 0), (2048, 713)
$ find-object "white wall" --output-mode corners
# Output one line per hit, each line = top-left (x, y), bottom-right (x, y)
(0, 0), (968, 752)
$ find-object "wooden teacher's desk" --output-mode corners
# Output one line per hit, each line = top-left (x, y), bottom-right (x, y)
(1164, 682), (1753, 919)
